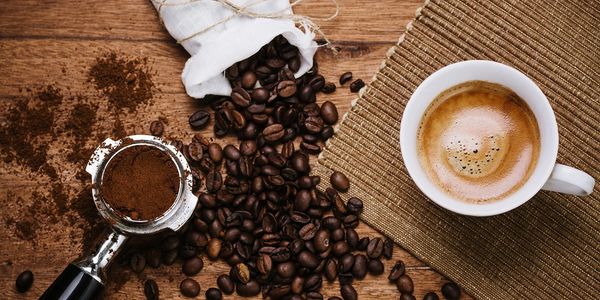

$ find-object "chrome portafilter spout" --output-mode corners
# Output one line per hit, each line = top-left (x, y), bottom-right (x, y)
(40, 135), (198, 300)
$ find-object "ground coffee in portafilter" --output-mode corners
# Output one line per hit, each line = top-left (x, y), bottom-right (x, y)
(101, 145), (179, 220)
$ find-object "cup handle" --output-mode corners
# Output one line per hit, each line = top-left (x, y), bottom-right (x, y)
(541, 163), (595, 195)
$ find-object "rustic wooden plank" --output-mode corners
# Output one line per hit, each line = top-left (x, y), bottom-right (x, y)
(0, 0), (474, 298)
(0, 0), (421, 43)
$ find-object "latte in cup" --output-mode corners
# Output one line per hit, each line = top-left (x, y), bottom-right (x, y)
(417, 81), (540, 203)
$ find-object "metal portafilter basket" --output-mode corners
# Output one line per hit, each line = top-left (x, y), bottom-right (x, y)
(40, 135), (198, 300)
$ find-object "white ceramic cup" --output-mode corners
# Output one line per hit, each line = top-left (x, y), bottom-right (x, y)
(400, 60), (595, 216)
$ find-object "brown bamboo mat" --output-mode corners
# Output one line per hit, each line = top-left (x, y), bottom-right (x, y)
(314, 0), (600, 299)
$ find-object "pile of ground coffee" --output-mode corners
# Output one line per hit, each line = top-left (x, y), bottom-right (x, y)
(88, 52), (155, 114)
(101, 145), (179, 220)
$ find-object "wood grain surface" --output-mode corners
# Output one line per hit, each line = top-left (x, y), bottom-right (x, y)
(0, 0), (473, 299)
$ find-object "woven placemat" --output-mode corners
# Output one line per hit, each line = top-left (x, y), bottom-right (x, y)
(314, 0), (600, 299)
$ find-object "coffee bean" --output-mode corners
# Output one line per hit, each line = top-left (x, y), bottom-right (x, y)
(304, 273), (323, 291)
(383, 237), (393, 259)
(397, 275), (414, 294)
(217, 274), (235, 294)
(231, 87), (251, 107)
(321, 125), (334, 140)
(162, 249), (178, 265)
(423, 292), (440, 300)
(206, 170), (223, 192)
(339, 72), (353, 85)
(15, 270), (33, 293)
(189, 109), (210, 129)
(277, 80), (297, 98)
(324, 258), (338, 281)
(144, 279), (159, 300)
(349, 79), (365, 93)
(308, 75), (325, 91)
(329, 297), (343, 300)
(367, 237), (384, 259)
(241, 71), (257, 89)
(320, 101), (338, 125)
(291, 152), (310, 173)
(149, 120), (164, 136)
(322, 216), (341, 230)
(236, 280), (261, 297)
(339, 254), (355, 273)
(331, 228), (345, 242)
(182, 256), (204, 276)
(304, 116), (324, 134)
(367, 258), (384, 275)
(271, 247), (291, 262)
(208, 143), (223, 163)
(288, 56), (301, 72)
(256, 253), (272, 275)
(223, 145), (240, 161)
(252, 87), (270, 103)
(345, 228), (358, 249)
(340, 284), (357, 300)
(330, 171), (350, 192)
(269, 285), (291, 299)
(307, 292), (324, 300)
(239, 140), (257, 156)
(291, 276), (304, 294)
(207, 238), (222, 259)
(321, 82), (336, 94)
(300, 141), (321, 154)
(232, 263), (251, 284)
(276, 261), (296, 278)
(441, 282), (461, 300)
(298, 250), (319, 269)
(130, 252), (146, 273)
(293, 190), (310, 212)
(263, 124), (285, 142)
(388, 260), (406, 282)
(314, 229), (330, 252)
(357, 237), (369, 251)
(299, 222), (319, 240)
(343, 214), (359, 228)
(146, 248), (162, 268)
(206, 287), (223, 300)
(187, 141), (204, 161)
(401, 294), (417, 300)
(346, 197), (363, 215)
(180, 278), (201, 297)
(332, 241), (350, 257)
(351, 254), (367, 279)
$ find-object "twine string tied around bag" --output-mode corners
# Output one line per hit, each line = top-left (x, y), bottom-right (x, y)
(154, 0), (339, 53)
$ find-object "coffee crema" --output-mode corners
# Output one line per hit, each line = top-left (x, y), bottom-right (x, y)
(417, 81), (540, 203)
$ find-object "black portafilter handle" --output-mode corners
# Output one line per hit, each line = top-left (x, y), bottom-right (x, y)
(39, 264), (103, 300)
(39, 229), (128, 300)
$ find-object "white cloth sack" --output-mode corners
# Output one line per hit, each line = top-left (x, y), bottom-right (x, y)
(152, 0), (318, 99)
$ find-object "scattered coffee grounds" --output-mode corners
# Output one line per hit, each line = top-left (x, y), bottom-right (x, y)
(101, 146), (179, 220)
(0, 85), (62, 176)
(88, 51), (155, 113)
(65, 102), (98, 165)
(70, 186), (105, 252)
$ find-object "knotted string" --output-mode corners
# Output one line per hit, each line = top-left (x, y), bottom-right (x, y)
(152, 0), (339, 53)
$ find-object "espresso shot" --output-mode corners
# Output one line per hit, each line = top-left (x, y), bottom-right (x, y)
(101, 145), (180, 220)
(417, 81), (541, 203)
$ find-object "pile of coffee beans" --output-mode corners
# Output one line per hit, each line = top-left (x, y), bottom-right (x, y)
(129, 35), (461, 299)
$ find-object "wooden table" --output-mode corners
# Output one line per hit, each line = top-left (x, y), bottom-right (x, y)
(0, 0), (472, 298)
